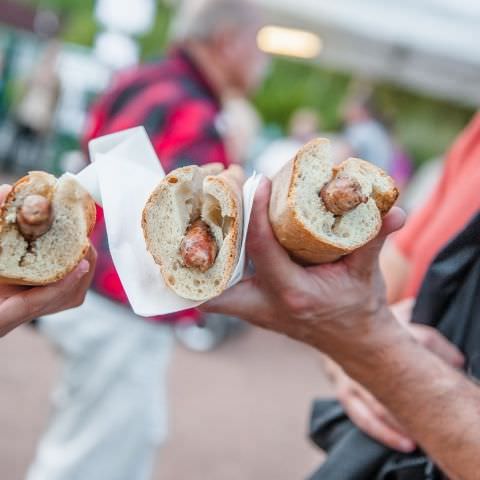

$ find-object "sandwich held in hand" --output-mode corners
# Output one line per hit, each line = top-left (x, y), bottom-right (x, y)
(0, 172), (96, 285)
(142, 163), (244, 301)
(270, 138), (398, 264)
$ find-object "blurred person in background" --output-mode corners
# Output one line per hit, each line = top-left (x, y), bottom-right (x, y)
(322, 111), (480, 462)
(389, 132), (413, 194)
(27, 1), (268, 480)
(255, 107), (322, 178)
(401, 155), (443, 214)
(342, 92), (395, 174)
(4, 40), (61, 172)
(220, 94), (263, 168)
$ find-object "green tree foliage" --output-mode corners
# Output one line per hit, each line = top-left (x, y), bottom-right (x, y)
(138, 3), (172, 60)
(254, 58), (351, 130)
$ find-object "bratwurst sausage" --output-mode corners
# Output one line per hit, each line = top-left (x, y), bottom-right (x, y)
(320, 176), (368, 216)
(180, 219), (218, 272)
(17, 194), (54, 241)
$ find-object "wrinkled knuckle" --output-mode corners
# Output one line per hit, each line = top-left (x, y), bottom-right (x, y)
(328, 370), (343, 387)
(72, 290), (87, 309)
(19, 295), (38, 319)
(416, 329), (433, 348)
(337, 386), (353, 404)
(338, 394), (352, 414)
(371, 402), (387, 420)
(338, 375), (355, 392)
(423, 336), (435, 350)
(280, 289), (312, 315)
(336, 383), (347, 398)
(353, 412), (369, 432)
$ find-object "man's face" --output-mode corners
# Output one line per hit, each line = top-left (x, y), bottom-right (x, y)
(220, 25), (270, 95)
(343, 102), (370, 124)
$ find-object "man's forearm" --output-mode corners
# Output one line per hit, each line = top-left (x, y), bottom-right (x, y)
(326, 310), (480, 480)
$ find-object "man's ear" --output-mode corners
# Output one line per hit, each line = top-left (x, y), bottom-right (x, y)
(211, 28), (236, 63)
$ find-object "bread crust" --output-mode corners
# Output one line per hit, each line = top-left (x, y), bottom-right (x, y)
(142, 164), (244, 299)
(204, 165), (244, 292)
(0, 241), (92, 286)
(269, 139), (398, 264)
(0, 171), (96, 285)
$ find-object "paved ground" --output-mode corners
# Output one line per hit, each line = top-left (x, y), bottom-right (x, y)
(0, 323), (331, 480)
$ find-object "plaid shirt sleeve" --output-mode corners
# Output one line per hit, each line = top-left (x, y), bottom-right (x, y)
(86, 78), (229, 322)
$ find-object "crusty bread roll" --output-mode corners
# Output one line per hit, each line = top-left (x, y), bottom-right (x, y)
(0, 171), (96, 285)
(142, 164), (244, 301)
(269, 138), (398, 264)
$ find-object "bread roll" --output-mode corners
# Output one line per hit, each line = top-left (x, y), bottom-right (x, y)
(0, 171), (96, 285)
(142, 164), (244, 301)
(269, 138), (398, 264)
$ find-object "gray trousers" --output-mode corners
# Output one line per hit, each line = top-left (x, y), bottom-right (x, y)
(26, 292), (173, 480)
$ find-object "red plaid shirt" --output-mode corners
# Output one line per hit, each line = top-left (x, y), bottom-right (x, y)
(83, 49), (229, 322)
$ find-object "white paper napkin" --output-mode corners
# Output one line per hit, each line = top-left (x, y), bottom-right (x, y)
(71, 126), (262, 317)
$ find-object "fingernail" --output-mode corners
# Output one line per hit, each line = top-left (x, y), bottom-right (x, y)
(399, 439), (415, 452)
(76, 260), (90, 277)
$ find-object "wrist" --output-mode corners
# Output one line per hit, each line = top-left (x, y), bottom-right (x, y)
(319, 305), (409, 373)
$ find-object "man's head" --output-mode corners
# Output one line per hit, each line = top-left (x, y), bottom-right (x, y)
(171, 0), (268, 95)
(343, 93), (379, 125)
(289, 108), (322, 143)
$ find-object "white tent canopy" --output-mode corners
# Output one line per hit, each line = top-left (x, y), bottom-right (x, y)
(255, 0), (480, 106)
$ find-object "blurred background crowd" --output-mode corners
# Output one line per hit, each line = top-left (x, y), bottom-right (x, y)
(0, 0), (478, 479)
(0, 0), (476, 198)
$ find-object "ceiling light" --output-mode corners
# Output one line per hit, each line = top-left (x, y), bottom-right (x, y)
(257, 26), (322, 59)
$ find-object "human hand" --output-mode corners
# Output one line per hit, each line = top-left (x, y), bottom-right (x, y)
(0, 185), (97, 337)
(329, 359), (416, 452)
(390, 297), (415, 324)
(326, 312), (464, 452)
(202, 178), (405, 354)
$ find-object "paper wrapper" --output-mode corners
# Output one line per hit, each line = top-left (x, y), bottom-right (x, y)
(71, 127), (262, 317)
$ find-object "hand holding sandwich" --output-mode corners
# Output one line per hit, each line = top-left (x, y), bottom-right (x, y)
(203, 181), (480, 480)
(202, 178), (406, 352)
(0, 183), (96, 337)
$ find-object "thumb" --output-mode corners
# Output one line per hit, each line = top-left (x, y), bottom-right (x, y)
(246, 177), (303, 292)
(345, 207), (406, 277)
(201, 278), (265, 320)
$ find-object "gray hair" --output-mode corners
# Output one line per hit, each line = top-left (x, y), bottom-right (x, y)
(170, 0), (259, 42)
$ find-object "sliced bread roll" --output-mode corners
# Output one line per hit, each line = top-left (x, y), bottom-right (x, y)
(142, 164), (244, 301)
(269, 138), (398, 264)
(0, 171), (96, 285)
